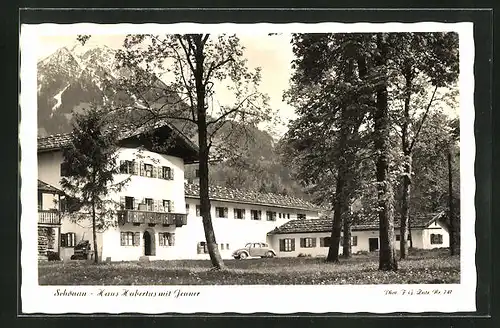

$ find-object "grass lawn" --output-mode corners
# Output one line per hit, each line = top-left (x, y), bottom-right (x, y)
(38, 248), (459, 285)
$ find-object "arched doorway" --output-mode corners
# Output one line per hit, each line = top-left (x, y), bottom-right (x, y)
(143, 230), (155, 256)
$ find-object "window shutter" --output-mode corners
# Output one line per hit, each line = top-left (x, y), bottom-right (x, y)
(312, 237), (317, 247)
(352, 236), (357, 246)
(197, 242), (202, 254)
(169, 233), (175, 246)
(61, 234), (66, 247)
(119, 160), (124, 173)
(133, 232), (140, 246)
(133, 198), (137, 210)
(154, 199), (159, 212)
(300, 238), (305, 248)
(120, 232), (125, 246)
(133, 161), (138, 175)
(152, 166), (157, 178)
(279, 239), (285, 251)
(291, 238), (295, 251)
(169, 201), (174, 213)
(169, 168), (174, 180)
(139, 161), (144, 176)
(119, 196), (125, 208)
(159, 233), (164, 246)
(224, 207), (228, 218)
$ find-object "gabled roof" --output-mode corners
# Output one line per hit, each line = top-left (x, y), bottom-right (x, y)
(185, 183), (321, 212)
(267, 212), (447, 235)
(37, 179), (63, 194)
(37, 121), (199, 162)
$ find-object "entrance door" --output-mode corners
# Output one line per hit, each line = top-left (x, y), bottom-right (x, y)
(368, 238), (379, 252)
(143, 231), (152, 256)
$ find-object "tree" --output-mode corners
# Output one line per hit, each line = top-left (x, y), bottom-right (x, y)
(79, 34), (271, 269)
(283, 33), (373, 262)
(60, 106), (126, 263)
(388, 32), (459, 259)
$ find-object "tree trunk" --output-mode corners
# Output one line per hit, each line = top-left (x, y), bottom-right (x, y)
(326, 176), (344, 263)
(399, 66), (412, 260)
(92, 202), (98, 264)
(194, 35), (225, 270)
(448, 148), (460, 255)
(342, 218), (352, 258)
(374, 33), (397, 271)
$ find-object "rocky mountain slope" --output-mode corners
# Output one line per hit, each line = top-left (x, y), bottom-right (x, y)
(37, 44), (307, 198)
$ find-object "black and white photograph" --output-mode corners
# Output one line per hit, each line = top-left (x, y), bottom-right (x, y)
(20, 21), (476, 314)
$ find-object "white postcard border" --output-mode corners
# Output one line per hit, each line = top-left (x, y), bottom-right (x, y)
(20, 22), (476, 314)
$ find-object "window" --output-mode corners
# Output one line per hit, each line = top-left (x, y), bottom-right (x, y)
(300, 237), (316, 248)
(226, 243), (230, 250)
(196, 205), (201, 217)
(159, 232), (175, 246)
(216, 207), (228, 218)
(396, 234), (401, 241)
(144, 164), (153, 177)
(297, 214), (306, 220)
(278, 213), (282, 219)
(125, 196), (135, 210)
(320, 237), (332, 247)
(279, 238), (295, 252)
(340, 236), (358, 247)
(162, 166), (173, 180)
(197, 241), (209, 254)
(119, 160), (134, 174)
(163, 200), (172, 212)
(145, 198), (154, 211)
(287, 213), (290, 219)
(60, 162), (71, 177)
(266, 211), (277, 221)
(234, 208), (245, 219)
(430, 234), (443, 245)
(251, 210), (262, 220)
(60, 232), (76, 247)
(221, 243), (225, 250)
(185, 204), (190, 213)
(120, 232), (139, 246)
(195, 169), (200, 178)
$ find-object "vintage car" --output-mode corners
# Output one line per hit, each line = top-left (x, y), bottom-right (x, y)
(232, 242), (277, 259)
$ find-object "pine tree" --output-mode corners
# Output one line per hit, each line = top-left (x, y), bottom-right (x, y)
(60, 106), (126, 263)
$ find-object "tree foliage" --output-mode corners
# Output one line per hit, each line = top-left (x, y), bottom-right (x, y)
(80, 33), (272, 269)
(60, 106), (127, 263)
(283, 32), (460, 269)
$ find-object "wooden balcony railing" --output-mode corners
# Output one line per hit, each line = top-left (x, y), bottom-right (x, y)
(117, 210), (187, 227)
(38, 210), (61, 225)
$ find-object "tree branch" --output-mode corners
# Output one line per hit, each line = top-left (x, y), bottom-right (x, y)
(409, 85), (439, 152)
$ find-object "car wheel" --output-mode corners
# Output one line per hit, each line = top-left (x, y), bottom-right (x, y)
(266, 251), (274, 258)
(239, 252), (248, 260)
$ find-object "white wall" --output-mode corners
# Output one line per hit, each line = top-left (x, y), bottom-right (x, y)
(177, 198), (319, 259)
(38, 151), (64, 188)
(111, 147), (186, 213)
(268, 221), (451, 258)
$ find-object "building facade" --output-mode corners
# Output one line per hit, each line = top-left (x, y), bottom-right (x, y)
(37, 124), (321, 261)
(267, 213), (450, 257)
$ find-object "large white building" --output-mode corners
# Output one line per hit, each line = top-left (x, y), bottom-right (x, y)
(37, 123), (321, 261)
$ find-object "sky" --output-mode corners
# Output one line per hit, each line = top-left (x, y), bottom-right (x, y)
(37, 34), (298, 137)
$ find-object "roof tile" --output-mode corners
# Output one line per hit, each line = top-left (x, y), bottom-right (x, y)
(267, 212), (446, 235)
(185, 183), (321, 212)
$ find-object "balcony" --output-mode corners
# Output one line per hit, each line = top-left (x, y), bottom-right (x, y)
(38, 210), (61, 225)
(117, 209), (187, 227)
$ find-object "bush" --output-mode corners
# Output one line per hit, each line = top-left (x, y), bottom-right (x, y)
(297, 253), (312, 258)
(47, 251), (60, 261)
